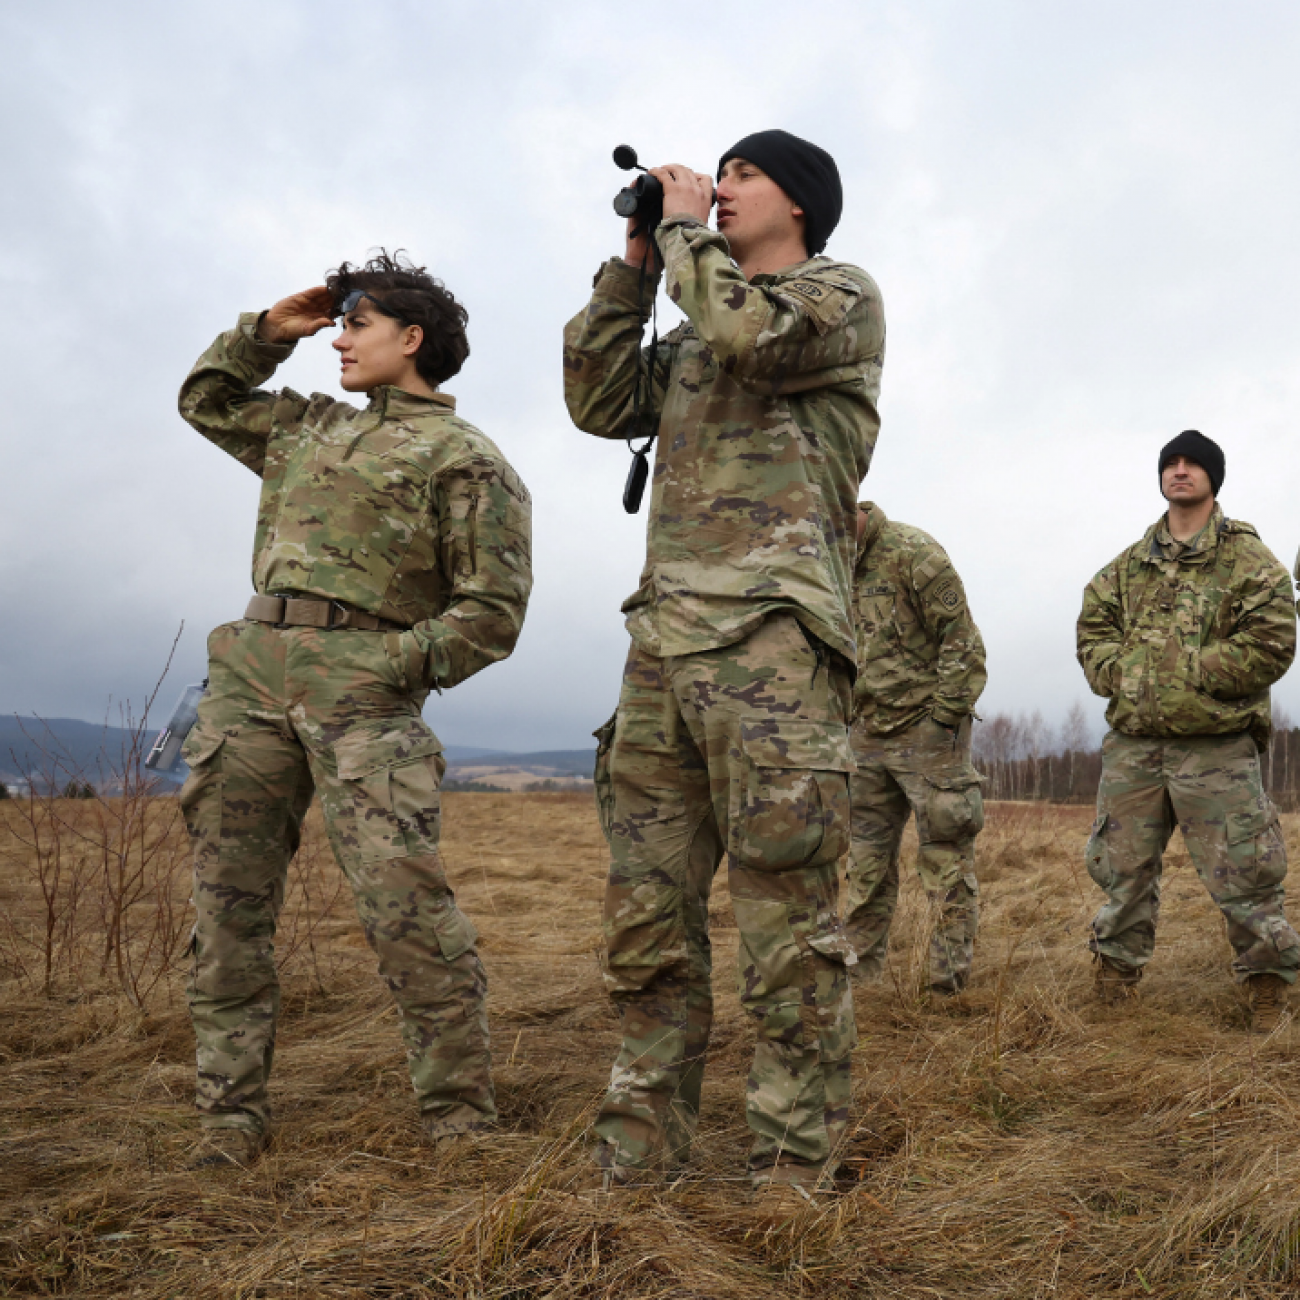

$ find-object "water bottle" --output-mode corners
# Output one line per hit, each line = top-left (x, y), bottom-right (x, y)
(145, 680), (208, 774)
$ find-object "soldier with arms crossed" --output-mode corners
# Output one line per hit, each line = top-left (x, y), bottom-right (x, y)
(1077, 430), (1298, 1028)
(564, 130), (885, 1212)
(177, 252), (532, 1166)
(844, 503), (987, 996)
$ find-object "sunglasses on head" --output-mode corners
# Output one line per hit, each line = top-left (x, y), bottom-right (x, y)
(335, 289), (406, 322)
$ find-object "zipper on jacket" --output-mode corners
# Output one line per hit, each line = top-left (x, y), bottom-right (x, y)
(466, 489), (481, 576)
(343, 390), (390, 462)
(798, 620), (827, 687)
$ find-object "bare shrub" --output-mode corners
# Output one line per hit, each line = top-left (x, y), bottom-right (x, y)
(0, 710), (192, 1007)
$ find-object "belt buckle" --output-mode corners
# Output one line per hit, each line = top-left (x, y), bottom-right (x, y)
(328, 600), (349, 629)
(269, 593), (290, 630)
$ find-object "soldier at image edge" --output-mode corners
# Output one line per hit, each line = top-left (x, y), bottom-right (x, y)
(843, 503), (987, 996)
(1076, 429), (1299, 1031)
(175, 252), (533, 1169)
(563, 129), (886, 1215)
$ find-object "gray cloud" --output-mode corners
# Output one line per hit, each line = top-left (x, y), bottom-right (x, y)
(4, 0), (1300, 751)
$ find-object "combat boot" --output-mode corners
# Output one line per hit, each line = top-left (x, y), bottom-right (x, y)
(1247, 973), (1291, 1034)
(1093, 954), (1142, 1005)
(188, 1127), (265, 1171)
(424, 1120), (494, 1156)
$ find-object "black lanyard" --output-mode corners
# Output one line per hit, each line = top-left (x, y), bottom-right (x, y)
(623, 245), (666, 514)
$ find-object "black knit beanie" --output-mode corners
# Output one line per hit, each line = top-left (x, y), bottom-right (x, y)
(717, 129), (842, 256)
(1159, 429), (1225, 497)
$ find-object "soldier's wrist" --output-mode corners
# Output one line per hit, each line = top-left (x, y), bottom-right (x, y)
(243, 311), (295, 355)
(603, 258), (660, 311)
(386, 629), (431, 693)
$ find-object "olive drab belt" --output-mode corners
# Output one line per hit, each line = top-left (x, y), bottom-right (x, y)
(244, 593), (404, 633)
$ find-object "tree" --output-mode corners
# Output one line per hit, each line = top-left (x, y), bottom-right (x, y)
(1062, 700), (1093, 801)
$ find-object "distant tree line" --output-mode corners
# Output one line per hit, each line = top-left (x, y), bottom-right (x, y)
(972, 704), (1300, 809)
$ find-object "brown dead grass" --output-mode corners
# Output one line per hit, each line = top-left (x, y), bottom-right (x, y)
(3, 794), (1300, 1297)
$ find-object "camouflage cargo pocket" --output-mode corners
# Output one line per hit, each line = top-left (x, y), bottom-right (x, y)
(603, 879), (686, 993)
(1225, 802), (1287, 893)
(178, 723), (226, 841)
(1084, 813), (1113, 891)
(734, 719), (853, 873)
(733, 897), (857, 1057)
(335, 717), (446, 862)
(432, 904), (478, 962)
(922, 770), (985, 843)
(804, 927), (859, 1059)
(592, 711), (617, 844)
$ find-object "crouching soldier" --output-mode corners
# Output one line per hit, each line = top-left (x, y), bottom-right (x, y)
(1077, 430), (1298, 1029)
(176, 252), (532, 1166)
(843, 503), (988, 995)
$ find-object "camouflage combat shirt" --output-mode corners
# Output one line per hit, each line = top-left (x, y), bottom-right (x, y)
(179, 313), (533, 689)
(853, 503), (987, 736)
(1077, 505), (1294, 742)
(563, 213), (885, 667)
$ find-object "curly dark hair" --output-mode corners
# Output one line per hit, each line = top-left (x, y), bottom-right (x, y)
(325, 249), (469, 388)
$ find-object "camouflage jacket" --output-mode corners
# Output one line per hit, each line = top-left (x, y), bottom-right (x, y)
(1077, 505), (1294, 742)
(563, 214), (885, 668)
(178, 313), (533, 690)
(852, 503), (987, 736)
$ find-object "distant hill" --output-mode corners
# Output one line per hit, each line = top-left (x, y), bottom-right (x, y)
(452, 748), (596, 776)
(0, 715), (179, 786)
(0, 718), (595, 791)
(441, 744), (505, 761)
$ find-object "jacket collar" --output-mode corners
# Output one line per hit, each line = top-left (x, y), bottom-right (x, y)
(365, 385), (456, 418)
(856, 501), (887, 568)
(1145, 502), (1225, 564)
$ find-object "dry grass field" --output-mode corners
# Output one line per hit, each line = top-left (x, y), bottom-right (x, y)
(4, 791), (1300, 1298)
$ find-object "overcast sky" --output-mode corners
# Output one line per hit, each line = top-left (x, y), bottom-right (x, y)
(4, 0), (1300, 752)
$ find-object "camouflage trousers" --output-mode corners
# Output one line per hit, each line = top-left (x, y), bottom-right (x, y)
(178, 618), (493, 1139)
(592, 613), (858, 1189)
(842, 715), (983, 993)
(1087, 729), (1300, 982)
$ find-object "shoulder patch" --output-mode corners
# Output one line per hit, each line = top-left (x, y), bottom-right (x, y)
(775, 275), (863, 335)
(912, 547), (953, 589)
(934, 584), (964, 611)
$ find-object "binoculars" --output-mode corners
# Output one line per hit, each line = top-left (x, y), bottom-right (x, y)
(612, 145), (714, 234)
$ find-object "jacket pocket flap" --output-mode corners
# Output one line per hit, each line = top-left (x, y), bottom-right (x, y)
(925, 771), (985, 792)
(335, 718), (443, 780)
(739, 719), (853, 771)
(1226, 804), (1276, 846)
(180, 725), (225, 768)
